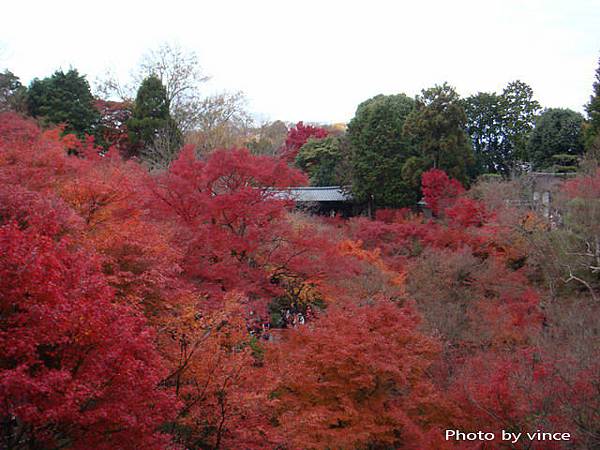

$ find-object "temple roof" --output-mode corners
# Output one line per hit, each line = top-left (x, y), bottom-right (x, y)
(273, 186), (352, 202)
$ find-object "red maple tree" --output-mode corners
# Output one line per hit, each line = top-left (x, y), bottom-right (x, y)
(279, 121), (328, 163)
(0, 189), (176, 449)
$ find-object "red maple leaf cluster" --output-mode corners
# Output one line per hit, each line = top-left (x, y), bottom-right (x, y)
(279, 121), (328, 163)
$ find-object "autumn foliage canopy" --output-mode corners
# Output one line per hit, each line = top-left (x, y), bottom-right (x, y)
(1, 112), (598, 449)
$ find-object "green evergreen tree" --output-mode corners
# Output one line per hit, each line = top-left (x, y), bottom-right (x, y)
(527, 108), (584, 170)
(463, 81), (540, 176)
(296, 135), (350, 186)
(403, 83), (474, 185)
(463, 92), (508, 176)
(347, 94), (417, 209)
(127, 75), (182, 167)
(26, 69), (99, 137)
(584, 57), (600, 148)
(501, 80), (540, 161)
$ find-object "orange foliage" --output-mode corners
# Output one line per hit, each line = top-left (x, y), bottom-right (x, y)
(267, 299), (455, 449)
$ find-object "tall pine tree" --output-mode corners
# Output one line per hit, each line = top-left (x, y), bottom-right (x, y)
(127, 75), (182, 167)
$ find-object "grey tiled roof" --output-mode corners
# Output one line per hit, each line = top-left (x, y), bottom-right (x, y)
(273, 186), (353, 202)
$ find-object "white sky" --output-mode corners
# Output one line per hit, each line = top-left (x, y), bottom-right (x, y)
(1, 0), (599, 124)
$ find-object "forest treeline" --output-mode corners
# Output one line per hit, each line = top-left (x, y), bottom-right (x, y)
(0, 44), (599, 449)
(2, 44), (599, 210)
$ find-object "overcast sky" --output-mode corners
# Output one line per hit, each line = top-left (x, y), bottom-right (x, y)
(1, 0), (599, 124)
